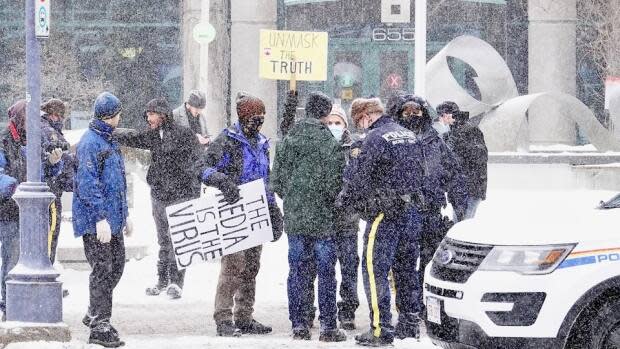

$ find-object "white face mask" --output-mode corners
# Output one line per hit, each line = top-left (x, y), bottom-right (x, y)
(433, 121), (450, 135)
(328, 125), (345, 141)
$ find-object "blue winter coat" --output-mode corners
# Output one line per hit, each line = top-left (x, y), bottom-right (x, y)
(202, 122), (274, 204)
(72, 119), (128, 237)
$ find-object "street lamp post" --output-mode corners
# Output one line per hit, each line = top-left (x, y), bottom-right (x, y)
(3, 0), (68, 334)
(414, 0), (427, 97)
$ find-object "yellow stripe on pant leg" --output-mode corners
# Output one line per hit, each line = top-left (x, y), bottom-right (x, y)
(48, 201), (57, 258)
(367, 212), (385, 338)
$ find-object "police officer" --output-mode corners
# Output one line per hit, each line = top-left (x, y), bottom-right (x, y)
(392, 94), (467, 319)
(338, 97), (425, 347)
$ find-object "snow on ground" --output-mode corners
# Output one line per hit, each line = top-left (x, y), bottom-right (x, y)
(6, 174), (619, 348)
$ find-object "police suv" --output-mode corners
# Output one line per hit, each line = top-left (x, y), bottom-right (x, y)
(424, 191), (620, 349)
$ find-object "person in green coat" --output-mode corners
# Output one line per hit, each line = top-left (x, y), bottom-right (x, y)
(271, 91), (347, 342)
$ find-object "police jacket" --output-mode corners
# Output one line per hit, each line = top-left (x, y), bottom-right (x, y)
(72, 119), (128, 237)
(340, 115), (424, 221)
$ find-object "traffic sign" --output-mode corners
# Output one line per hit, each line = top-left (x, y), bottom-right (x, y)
(193, 22), (216, 44)
(35, 0), (50, 38)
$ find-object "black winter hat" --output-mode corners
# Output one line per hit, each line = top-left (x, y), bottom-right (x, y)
(436, 101), (459, 116)
(305, 91), (332, 119)
(144, 98), (172, 120)
(187, 90), (206, 109)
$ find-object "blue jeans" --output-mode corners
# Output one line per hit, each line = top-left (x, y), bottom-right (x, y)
(362, 207), (422, 339)
(287, 234), (338, 331)
(0, 221), (19, 312)
(306, 234), (360, 323)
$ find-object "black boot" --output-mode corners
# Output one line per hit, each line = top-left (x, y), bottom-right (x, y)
(89, 322), (125, 348)
(319, 328), (347, 342)
(339, 310), (356, 330)
(145, 263), (169, 296)
(354, 329), (394, 347)
(235, 319), (272, 334)
(292, 327), (311, 340)
(395, 312), (421, 340)
(217, 320), (242, 337)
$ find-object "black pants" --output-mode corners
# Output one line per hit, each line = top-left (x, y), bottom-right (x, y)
(83, 233), (125, 327)
(152, 197), (186, 288)
(417, 210), (450, 308)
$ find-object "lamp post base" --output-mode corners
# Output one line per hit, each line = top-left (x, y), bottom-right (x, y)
(6, 280), (63, 323)
(0, 321), (71, 346)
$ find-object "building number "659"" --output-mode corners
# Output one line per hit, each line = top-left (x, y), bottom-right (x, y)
(372, 28), (415, 41)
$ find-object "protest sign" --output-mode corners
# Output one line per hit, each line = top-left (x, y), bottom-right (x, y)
(259, 29), (328, 81)
(166, 179), (274, 270)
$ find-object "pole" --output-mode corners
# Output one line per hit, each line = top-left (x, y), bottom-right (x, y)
(5, 0), (64, 324)
(414, 0), (427, 97)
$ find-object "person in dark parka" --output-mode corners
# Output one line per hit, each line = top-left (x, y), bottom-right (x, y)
(392, 94), (467, 322)
(200, 92), (283, 338)
(436, 101), (488, 221)
(114, 97), (204, 300)
(40, 98), (75, 266)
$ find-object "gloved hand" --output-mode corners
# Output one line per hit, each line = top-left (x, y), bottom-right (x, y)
(47, 148), (63, 165)
(96, 220), (112, 243)
(269, 205), (284, 242)
(204, 171), (240, 205)
(123, 217), (133, 237)
(0, 172), (17, 200)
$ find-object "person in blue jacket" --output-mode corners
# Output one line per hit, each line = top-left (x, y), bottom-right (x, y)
(338, 97), (425, 347)
(73, 92), (129, 348)
(391, 94), (468, 320)
(200, 92), (283, 338)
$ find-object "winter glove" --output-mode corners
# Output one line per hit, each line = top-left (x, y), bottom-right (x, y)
(47, 148), (63, 165)
(203, 171), (241, 205)
(123, 217), (133, 238)
(269, 205), (284, 242)
(0, 172), (17, 200)
(96, 220), (112, 244)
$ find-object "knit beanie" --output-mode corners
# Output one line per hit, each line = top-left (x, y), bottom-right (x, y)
(305, 91), (332, 119)
(187, 90), (206, 109)
(329, 104), (348, 128)
(93, 92), (122, 120)
(144, 98), (172, 120)
(236, 92), (265, 120)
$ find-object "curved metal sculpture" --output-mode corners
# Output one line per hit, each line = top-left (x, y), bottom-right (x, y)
(425, 35), (620, 152)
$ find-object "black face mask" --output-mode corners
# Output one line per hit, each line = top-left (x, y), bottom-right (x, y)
(400, 113), (425, 131)
(242, 115), (265, 137)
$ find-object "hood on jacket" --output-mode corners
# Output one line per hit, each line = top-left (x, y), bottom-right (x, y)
(393, 94), (433, 132)
(8, 100), (27, 143)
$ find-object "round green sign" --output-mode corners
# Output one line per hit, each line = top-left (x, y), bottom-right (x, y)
(193, 22), (216, 44)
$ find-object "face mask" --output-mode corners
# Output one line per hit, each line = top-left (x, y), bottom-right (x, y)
(242, 115), (265, 137)
(433, 121), (450, 135)
(51, 120), (65, 131)
(328, 125), (345, 142)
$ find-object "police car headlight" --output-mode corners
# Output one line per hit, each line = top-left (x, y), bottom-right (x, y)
(478, 244), (575, 275)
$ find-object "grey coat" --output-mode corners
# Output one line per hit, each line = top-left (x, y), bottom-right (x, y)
(172, 104), (210, 138)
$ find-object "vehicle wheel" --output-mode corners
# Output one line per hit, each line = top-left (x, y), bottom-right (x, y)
(587, 298), (620, 349)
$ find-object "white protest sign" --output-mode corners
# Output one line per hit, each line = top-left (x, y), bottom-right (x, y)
(166, 179), (274, 270)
